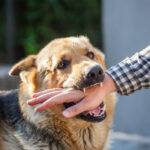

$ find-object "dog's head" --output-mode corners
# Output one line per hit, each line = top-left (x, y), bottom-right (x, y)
(9, 36), (107, 123)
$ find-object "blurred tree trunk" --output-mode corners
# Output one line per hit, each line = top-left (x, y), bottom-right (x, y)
(5, 0), (14, 63)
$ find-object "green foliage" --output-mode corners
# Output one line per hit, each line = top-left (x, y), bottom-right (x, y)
(0, 0), (102, 59)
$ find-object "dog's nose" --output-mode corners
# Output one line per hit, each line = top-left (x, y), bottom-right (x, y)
(86, 65), (104, 83)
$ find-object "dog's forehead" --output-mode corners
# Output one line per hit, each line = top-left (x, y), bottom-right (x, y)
(36, 37), (93, 68)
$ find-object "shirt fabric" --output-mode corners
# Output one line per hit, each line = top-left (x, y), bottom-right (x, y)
(106, 46), (150, 95)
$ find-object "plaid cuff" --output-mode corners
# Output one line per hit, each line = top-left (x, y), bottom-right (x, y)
(106, 46), (150, 95)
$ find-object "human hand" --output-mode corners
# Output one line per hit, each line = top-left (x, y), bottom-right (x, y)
(27, 73), (117, 118)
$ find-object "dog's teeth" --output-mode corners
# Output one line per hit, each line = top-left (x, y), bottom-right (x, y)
(100, 83), (103, 87)
(89, 112), (93, 116)
(83, 88), (86, 93)
(101, 111), (104, 115)
(103, 105), (106, 111)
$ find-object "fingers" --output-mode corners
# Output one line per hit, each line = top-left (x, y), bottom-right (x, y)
(27, 85), (105, 119)
(28, 88), (74, 105)
(27, 91), (62, 105)
(33, 88), (67, 97)
(35, 90), (84, 112)
(35, 93), (67, 112)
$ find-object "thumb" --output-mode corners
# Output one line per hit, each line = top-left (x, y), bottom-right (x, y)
(62, 99), (89, 118)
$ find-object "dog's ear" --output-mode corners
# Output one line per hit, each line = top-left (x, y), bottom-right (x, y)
(9, 55), (37, 82)
(9, 55), (36, 76)
(94, 48), (106, 71)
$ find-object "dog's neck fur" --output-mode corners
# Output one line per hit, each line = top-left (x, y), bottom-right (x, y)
(18, 83), (109, 150)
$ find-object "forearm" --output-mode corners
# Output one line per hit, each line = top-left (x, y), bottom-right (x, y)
(106, 46), (150, 95)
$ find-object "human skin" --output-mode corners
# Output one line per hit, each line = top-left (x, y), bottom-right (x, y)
(27, 73), (117, 118)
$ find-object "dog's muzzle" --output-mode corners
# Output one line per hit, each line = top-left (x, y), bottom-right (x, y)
(64, 65), (107, 123)
(77, 65), (105, 89)
(85, 65), (104, 84)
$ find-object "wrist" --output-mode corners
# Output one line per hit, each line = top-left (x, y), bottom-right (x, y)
(103, 73), (117, 93)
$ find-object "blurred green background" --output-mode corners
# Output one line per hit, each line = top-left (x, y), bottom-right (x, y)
(0, 0), (102, 63)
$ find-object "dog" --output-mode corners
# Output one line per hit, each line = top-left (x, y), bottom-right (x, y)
(0, 36), (116, 150)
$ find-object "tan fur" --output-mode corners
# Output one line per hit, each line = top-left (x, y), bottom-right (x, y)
(0, 126), (5, 150)
(4, 36), (116, 150)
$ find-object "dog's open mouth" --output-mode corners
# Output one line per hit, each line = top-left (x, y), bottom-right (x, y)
(64, 83), (107, 123)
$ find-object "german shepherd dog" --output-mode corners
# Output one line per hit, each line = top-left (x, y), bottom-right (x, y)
(0, 36), (116, 150)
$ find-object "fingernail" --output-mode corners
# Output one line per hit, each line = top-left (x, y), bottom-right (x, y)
(63, 111), (70, 117)
(32, 95), (36, 98)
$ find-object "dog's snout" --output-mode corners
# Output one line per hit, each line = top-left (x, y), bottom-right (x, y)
(85, 66), (104, 83)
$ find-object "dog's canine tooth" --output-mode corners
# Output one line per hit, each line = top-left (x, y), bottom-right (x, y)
(83, 88), (86, 93)
(103, 105), (106, 111)
(100, 83), (103, 87)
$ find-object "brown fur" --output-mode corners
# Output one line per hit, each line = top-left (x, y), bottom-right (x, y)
(1, 36), (116, 150)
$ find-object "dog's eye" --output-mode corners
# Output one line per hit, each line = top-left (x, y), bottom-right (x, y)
(86, 51), (95, 59)
(57, 60), (70, 70)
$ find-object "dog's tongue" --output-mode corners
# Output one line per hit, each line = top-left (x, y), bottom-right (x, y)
(83, 106), (101, 116)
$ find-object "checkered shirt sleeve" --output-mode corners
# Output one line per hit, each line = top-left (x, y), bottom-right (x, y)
(106, 46), (150, 95)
